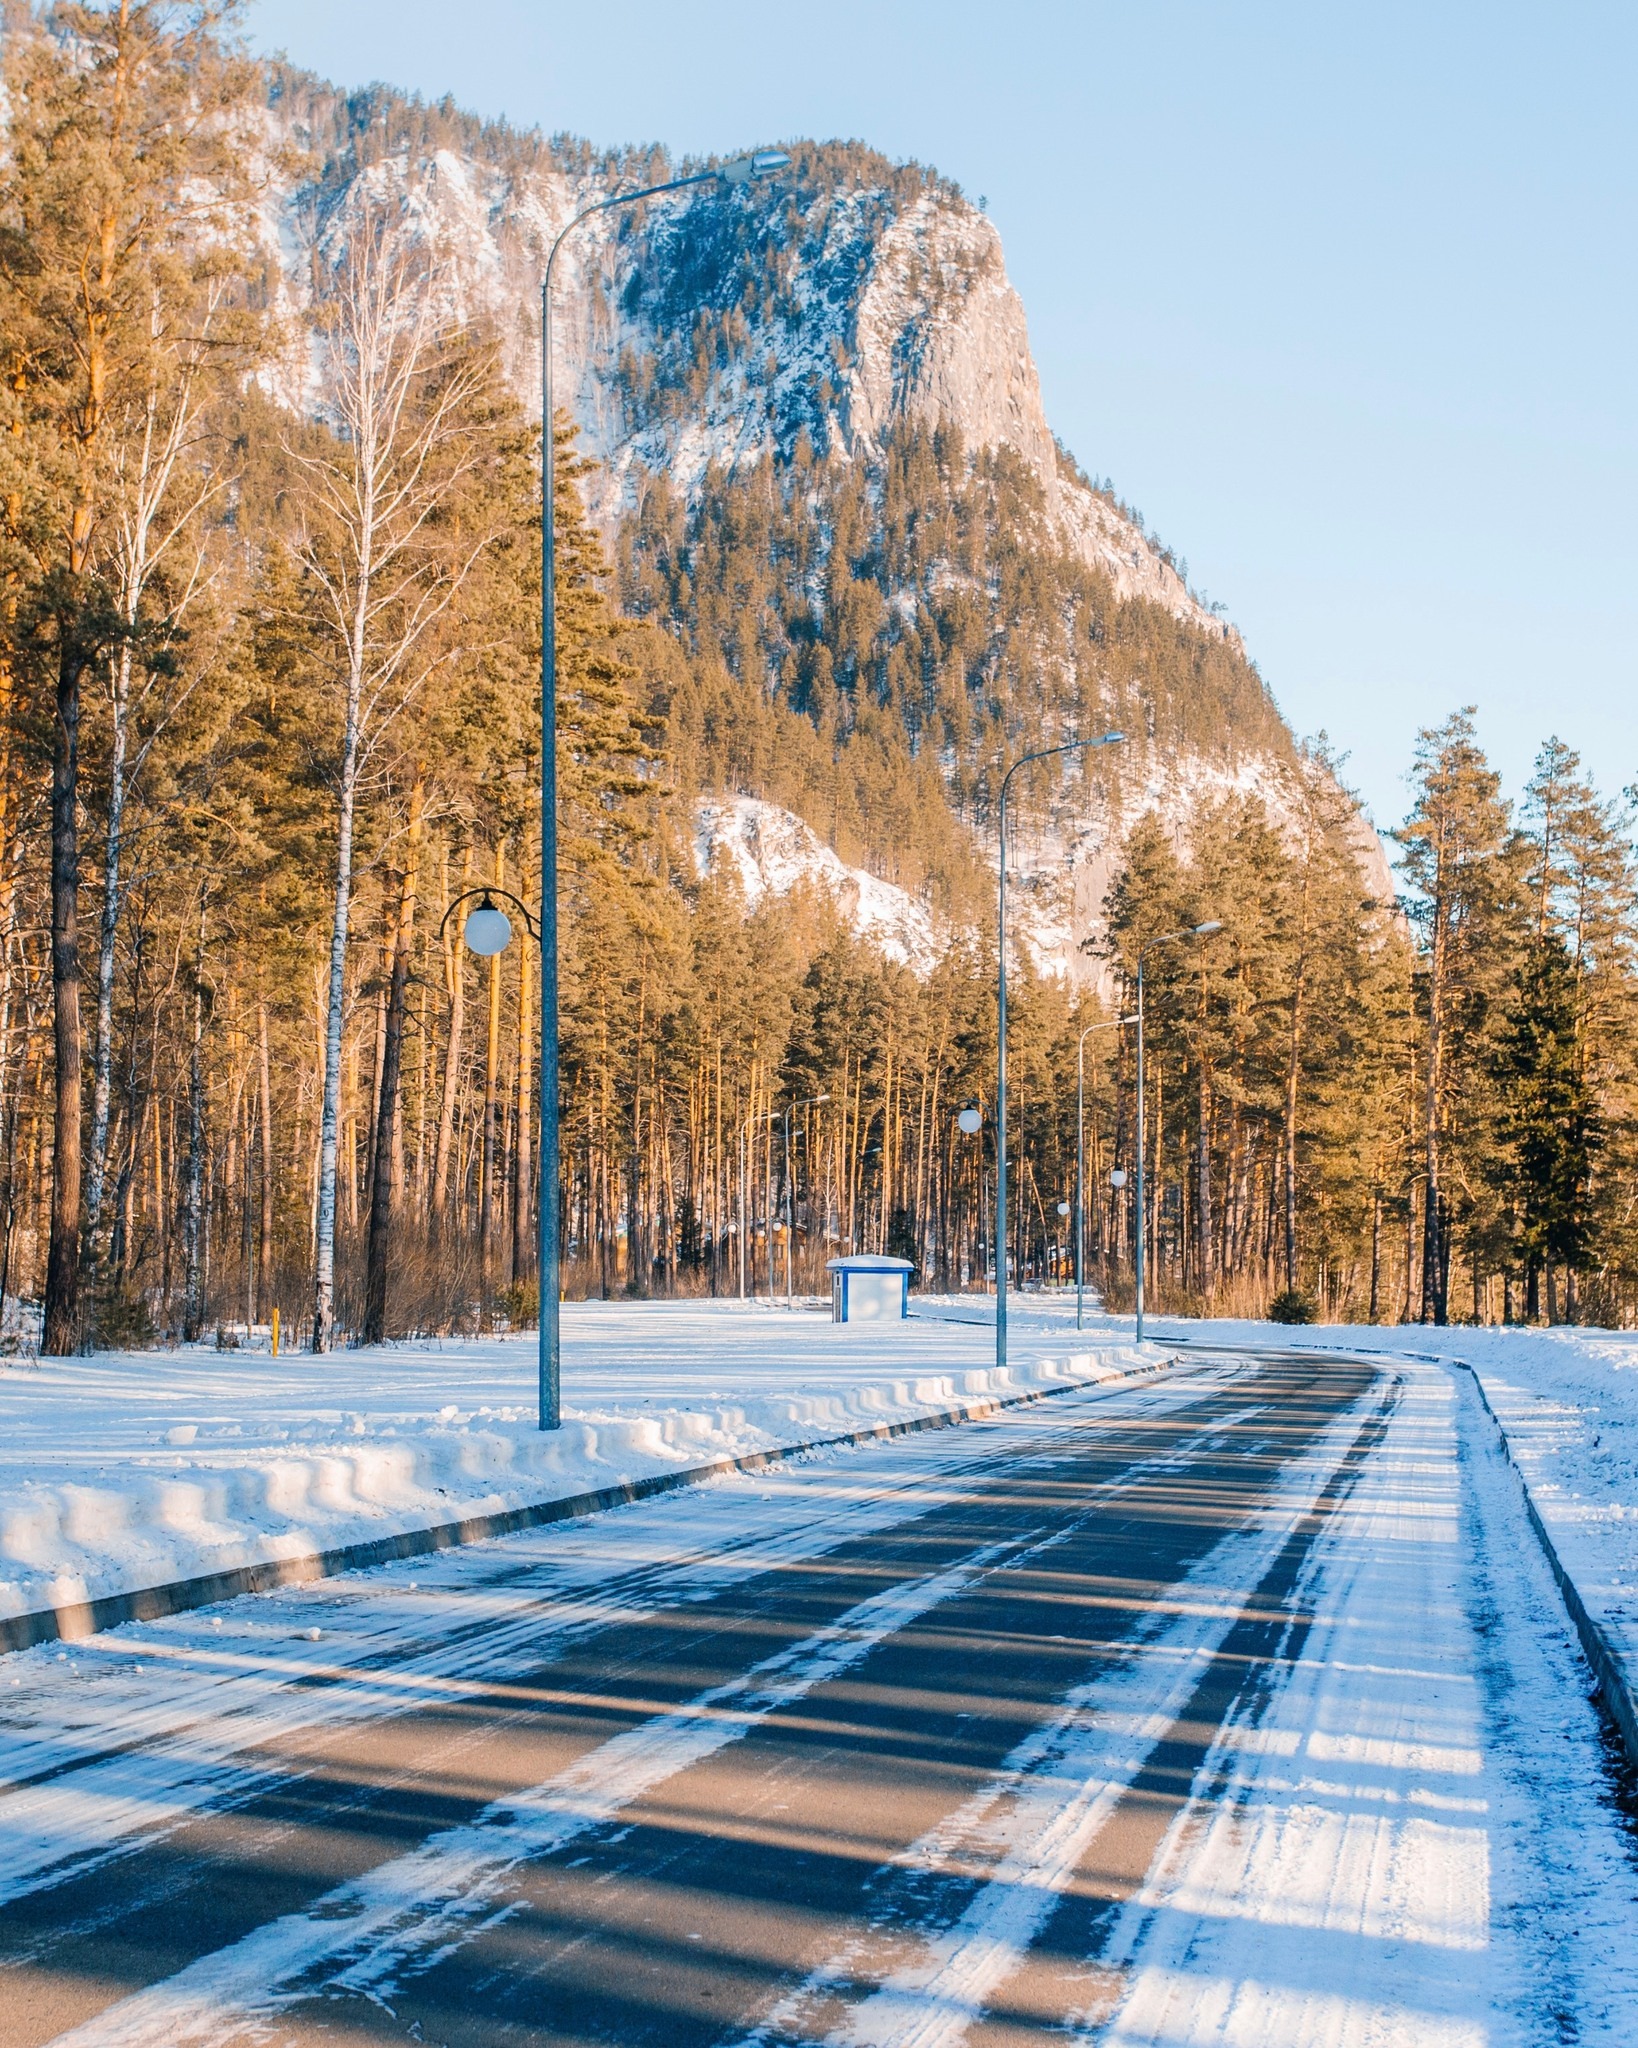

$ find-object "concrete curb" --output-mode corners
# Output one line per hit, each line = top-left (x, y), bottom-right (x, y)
(0, 1351), (1185, 1657)
(1171, 1330), (1638, 1772)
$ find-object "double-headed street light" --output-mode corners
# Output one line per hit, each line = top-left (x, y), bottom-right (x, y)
(995, 732), (1126, 1374)
(530, 148), (788, 1428)
(1133, 922), (1221, 1342)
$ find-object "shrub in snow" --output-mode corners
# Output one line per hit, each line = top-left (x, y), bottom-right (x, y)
(1267, 1289), (1317, 1324)
(92, 1285), (156, 1351)
(497, 1279), (539, 1330)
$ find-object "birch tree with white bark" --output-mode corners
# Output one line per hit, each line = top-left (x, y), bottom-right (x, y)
(290, 201), (496, 1350)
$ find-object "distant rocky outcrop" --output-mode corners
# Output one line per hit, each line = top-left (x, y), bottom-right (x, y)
(252, 74), (1393, 970)
(254, 88), (1222, 633)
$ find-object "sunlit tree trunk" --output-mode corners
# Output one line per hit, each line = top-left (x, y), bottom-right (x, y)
(363, 770), (423, 1343)
(181, 896), (207, 1343)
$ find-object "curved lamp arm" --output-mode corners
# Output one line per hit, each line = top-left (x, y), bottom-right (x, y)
(1078, 1013), (1138, 1056)
(544, 152), (790, 299)
(438, 885), (544, 950)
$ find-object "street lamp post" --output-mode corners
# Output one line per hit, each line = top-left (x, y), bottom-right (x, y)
(1075, 1014), (1137, 1330)
(738, 1106), (780, 1301)
(538, 148), (788, 1425)
(783, 1094), (829, 1306)
(441, 886), (542, 1326)
(955, 1103), (983, 1292)
(996, 733), (1125, 1374)
(1133, 922), (1221, 1342)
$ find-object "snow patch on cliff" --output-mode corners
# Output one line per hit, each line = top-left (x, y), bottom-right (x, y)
(690, 740), (1396, 993)
(695, 798), (943, 974)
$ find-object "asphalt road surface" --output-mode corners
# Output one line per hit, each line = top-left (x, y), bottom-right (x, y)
(3, 1349), (1636, 2047)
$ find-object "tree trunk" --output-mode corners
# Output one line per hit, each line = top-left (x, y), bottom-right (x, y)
(512, 862), (533, 1287)
(432, 872), (466, 1235)
(364, 922), (389, 1213)
(85, 643), (131, 1258)
(1282, 975), (1305, 1295)
(241, 1074), (255, 1327)
(312, 669), (362, 1352)
(1369, 1189), (1382, 1321)
(1422, 934), (1447, 1324)
(181, 903), (207, 1343)
(1149, 1061), (1163, 1295)
(362, 772), (423, 1344)
(1195, 1069), (1213, 1298)
(42, 643), (87, 1355)
(257, 1002), (274, 1320)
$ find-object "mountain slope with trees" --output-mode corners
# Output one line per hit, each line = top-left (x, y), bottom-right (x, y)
(0, 3), (1630, 1356)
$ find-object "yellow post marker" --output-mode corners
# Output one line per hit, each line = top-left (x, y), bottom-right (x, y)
(271, 1306), (280, 1358)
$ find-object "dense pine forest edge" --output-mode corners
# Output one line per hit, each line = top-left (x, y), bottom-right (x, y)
(0, 3), (1632, 1357)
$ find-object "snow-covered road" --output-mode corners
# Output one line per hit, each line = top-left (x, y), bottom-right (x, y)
(0, 1348), (1634, 2046)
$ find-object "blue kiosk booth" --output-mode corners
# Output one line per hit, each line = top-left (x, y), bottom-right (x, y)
(826, 1254), (914, 1324)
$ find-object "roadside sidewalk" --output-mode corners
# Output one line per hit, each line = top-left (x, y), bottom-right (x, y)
(0, 1299), (1156, 1649)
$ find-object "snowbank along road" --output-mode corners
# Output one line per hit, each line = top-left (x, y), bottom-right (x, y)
(0, 1348), (1635, 2045)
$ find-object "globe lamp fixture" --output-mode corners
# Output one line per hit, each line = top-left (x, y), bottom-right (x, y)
(1109, 1168), (1128, 1188)
(464, 895), (513, 957)
(957, 1106), (983, 1136)
(1056, 1200), (1071, 1218)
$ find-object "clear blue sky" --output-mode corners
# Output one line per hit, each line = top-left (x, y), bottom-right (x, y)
(247, 0), (1635, 835)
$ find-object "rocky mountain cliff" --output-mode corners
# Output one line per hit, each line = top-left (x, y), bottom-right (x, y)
(254, 72), (1393, 973)
(258, 78), (1218, 634)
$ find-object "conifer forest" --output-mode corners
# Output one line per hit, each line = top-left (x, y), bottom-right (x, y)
(1, 0), (1635, 1359)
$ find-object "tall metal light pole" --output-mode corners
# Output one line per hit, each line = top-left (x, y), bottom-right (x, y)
(738, 1105), (781, 1300)
(1133, 921), (1220, 1342)
(783, 1093), (829, 1306)
(1075, 1014), (1136, 1329)
(539, 149), (788, 1425)
(996, 732), (1125, 1374)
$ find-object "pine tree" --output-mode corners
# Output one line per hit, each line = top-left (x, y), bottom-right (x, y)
(1494, 935), (1603, 1317)
(1396, 712), (1520, 1323)
(0, 0), (256, 1351)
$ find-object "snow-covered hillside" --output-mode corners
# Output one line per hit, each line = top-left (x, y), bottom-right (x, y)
(689, 755), (1395, 991)
(692, 795), (1092, 987)
(695, 798), (943, 973)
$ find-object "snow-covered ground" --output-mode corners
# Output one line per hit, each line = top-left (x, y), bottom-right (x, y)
(0, 1299), (1149, 1633)
(5, 1291), (1636, 1784)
